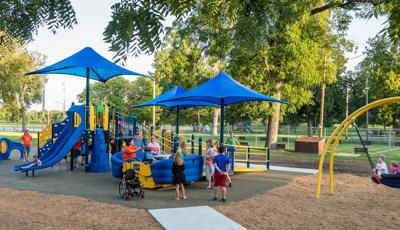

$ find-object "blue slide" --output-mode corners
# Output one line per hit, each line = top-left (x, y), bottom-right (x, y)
(14, 105), (85, 174)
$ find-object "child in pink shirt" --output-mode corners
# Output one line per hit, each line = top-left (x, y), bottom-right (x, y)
(389, 161), (400, 174)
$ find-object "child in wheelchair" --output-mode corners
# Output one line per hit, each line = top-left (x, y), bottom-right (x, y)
(119, 162), (144, 199)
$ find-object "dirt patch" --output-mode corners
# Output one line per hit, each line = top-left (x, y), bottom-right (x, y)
(215, 174), (399, 229)
(0, 188), (161, 230)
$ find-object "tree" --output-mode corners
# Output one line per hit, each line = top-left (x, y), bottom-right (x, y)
(311, 0), (400, 44)
(152, 32), (217, 131)
(76, 77), (156, 123)
(353, 34), (400, 127)
(152, 1), (350, 146)
(0, 41), (45, 131)
(0, 0), (77, 44)
(103, 0), (398, 62)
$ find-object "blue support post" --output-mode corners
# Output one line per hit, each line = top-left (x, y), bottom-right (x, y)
(247, 144), (251, 168)
(173, 136), (179, 153)
(133, 114), (137, 135)
(115, 111), (119, 152)
(198, 137), (203, 156)
(191, 134), (195, 155)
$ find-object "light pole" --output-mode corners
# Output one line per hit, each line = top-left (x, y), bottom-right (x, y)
(62, 81), (66, 114)
(345, 86), (350, 140)
(365, 76), (369, 141)
(319, 75), (326, 138)
(152, 77), (156, 128)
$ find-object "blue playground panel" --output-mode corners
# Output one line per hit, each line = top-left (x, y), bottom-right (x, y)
(111, 152), (204, 184)
(0, 137), (25, 160)
(88, 128), (110, 173)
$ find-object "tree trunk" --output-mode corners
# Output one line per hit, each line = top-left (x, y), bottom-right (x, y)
(307, 118), (313, 137)
(212, 108), (219, 136)
(266, 82), (282, 149)
(196, 110), (201, 132)
(21, 106), (27, 132)
(307, 114), (313, 137)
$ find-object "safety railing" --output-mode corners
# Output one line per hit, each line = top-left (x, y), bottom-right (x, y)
(227, 143), (271, 169)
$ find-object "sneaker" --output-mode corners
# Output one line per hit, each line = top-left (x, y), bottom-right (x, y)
(206, 186), (212, 189)
(213, 197), (217, 201)
(221, 198), (226, 202)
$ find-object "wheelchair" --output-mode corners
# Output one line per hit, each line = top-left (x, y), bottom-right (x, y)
(118, 162), (144, 200)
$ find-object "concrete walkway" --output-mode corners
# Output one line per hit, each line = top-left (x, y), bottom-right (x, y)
(235, 162), (318, 175)
(149, 206), (247, 230)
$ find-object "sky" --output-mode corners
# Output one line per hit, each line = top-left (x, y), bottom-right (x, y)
(26, 0), (386, 111)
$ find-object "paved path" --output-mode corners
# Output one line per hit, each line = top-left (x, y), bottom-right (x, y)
(0, 159), (297, 209)
(235, 162), (318, 174)
(149, 206), (247, 230)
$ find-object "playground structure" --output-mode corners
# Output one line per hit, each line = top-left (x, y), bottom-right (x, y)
(111, 125), (271, 188)
(316, 97), (400, 198)
(0, 137), (25, 160)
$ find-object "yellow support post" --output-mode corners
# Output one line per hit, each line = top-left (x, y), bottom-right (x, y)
(103, 105), (109, 131)
(89, 104), (96, 131)
(315, 97), (400, 198)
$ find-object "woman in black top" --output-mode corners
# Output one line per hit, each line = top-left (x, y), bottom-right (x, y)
(172, 153), (186, 200)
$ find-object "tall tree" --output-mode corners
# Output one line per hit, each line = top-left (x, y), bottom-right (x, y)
(152, 1), (350, 146)
(353, 34), (400, 127)
(0, 41), (45, 131)
(76, 77), (156, 122)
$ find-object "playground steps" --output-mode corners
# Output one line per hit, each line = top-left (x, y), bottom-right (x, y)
(149, 206), (246, 230)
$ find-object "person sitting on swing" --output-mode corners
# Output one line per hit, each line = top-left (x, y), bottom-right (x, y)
(374, 154), (388, 175)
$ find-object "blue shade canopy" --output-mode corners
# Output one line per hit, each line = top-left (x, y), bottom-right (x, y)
(132, 86), (219, 109)
(160, 72), (289, 105)
(26, 47), (144, 81)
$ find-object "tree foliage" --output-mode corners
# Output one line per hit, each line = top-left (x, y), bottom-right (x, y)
(0, 0), (77, 44)
(0, 40), (45, 130)
(76, 77), (157, 123)
(351, 34), (400, 127)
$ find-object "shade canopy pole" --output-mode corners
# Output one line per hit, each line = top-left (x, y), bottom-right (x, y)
(220, 98), (225, 145)
(84, 67), (90, 171)
(176, 107), (180, 135)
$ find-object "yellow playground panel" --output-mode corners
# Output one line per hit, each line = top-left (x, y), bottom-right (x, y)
(38, 123), (52, 148)
(315, 97), (400, 198)
(122, 161), (171, 189)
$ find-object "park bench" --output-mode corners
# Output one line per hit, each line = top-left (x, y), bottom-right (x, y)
(354, 147), (368, 154)
(276, 144), (286, 150)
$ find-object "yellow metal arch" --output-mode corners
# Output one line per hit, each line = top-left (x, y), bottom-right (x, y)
(315, 97), (400, 198)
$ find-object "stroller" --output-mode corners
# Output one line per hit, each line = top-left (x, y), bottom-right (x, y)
(119, 162), (144, 200)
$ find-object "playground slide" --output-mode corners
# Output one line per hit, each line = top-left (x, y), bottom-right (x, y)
(14, 105), (85, 173)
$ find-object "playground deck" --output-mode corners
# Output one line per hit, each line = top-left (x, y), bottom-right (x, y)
(0, 159), (297, 209)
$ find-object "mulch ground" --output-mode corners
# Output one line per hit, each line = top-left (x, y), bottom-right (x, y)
(1, 174), (398, 229)
(216, 173), (399, 229)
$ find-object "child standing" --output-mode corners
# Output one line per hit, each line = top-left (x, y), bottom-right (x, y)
(204, 141), (217, 189)
(375, 154), (388, 175)
(213, 146), (231, 202)
(389, 161), (400, 174)
(172, 153), (187, 200)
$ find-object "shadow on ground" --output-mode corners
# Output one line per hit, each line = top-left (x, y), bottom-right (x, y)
(0, 158), (298, 209)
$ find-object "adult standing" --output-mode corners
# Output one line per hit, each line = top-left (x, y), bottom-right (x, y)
(20, 130), (33, 161)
